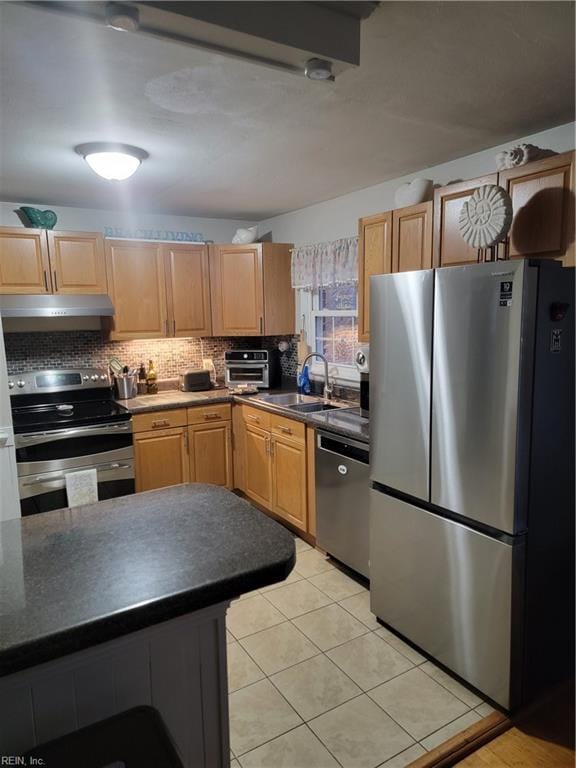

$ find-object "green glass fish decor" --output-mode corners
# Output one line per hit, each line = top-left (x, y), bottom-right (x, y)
(19, 207), (58, 229)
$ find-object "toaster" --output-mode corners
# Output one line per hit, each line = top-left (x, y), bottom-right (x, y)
(179, 369), (212, 392)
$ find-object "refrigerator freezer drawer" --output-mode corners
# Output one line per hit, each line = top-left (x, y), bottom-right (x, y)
(370, 490), (521, 708)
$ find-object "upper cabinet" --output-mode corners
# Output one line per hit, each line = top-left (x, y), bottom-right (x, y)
(433, 175), (498, 267)
(106, 240), (213, 340)
(210, 243), (294, 336)
(0, 228), (107, 295)
(358, 204), (432, 341)
(0, 228), (51, 294)
(105, 240), (168, 340)
(497, 151), (575, 266)
(164, 244), (212, 337)
(47, 231), (107, 294)
(358, 212), (392, 342)
(392, 201), (433, 273)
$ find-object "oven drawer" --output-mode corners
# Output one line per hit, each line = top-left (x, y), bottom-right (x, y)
(17, 445), (134, 478)
(19, 459), (135, 514)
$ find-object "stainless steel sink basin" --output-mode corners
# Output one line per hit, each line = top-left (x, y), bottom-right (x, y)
(254, 393), (320, 406)
(288, 402), (340, 413)
(251, 392), (348, 415)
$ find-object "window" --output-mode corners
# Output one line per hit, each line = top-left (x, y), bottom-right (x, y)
(308, 283), (359, 381)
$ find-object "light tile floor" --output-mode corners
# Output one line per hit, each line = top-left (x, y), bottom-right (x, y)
(227, 537), (495, 768)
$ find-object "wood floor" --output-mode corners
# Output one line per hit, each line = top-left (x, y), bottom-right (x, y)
(456, 682), (575, 768)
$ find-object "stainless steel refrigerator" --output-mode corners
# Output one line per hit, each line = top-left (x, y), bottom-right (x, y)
(369, 259), (574, 710)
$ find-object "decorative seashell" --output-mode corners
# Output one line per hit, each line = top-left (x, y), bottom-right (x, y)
(19, 207), (58, 229)
(232, 226), (258, 244)
(394, 178), (434, 208)
(459, 185), (513, 248)
(495, 143), (556, 171)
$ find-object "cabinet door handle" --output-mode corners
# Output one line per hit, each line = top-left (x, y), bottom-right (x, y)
(203, 413), (221, 420)
(269, 438), (274, 457)
(246, 414), (260, 423)
(152, 419), (170, 428)
(183, 430), (189, 451)
(279, 426), (292, 435)
(53, 271), (58, 292)
(43, 270), (49, 292)
(173, 319), (176, 336)
(265, 437), (270, 456)
(259, 316), (263, 334)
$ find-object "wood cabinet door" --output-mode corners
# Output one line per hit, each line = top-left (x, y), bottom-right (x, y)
(48, 231), (107, 294)
(210, 245), (264, 335)
(272, 434), (307, 532)
(392, 202), (433, 273)
(358, 212), (392, 341)
(105, 240), (168, 339)
(164, 244), (212, 337)
(244, 423), (273, 509)
(261, 243), (295, 335)
(188, 423), (232, 488)
(134, 427), (189, 492)
(231, 405), (246, 492)
(433, 175), (498, 267)
(0, 227), (51, 294)
(497, 151), (575, 265)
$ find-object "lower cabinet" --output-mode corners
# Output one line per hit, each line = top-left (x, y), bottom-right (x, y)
(133, 404), (233, 492)
(271, 433), (307, 530)
(134, 427), (189, 492)
(241, 406), (308, 533)
(188, 422), (233, 489)
(132, 402), (311, 535)
(244, 423), (273, 508)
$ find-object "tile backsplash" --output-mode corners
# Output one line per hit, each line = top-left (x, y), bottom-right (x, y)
(5, 332), (299, 382)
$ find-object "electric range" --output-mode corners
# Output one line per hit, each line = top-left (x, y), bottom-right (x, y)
(9, 369), (134, 516)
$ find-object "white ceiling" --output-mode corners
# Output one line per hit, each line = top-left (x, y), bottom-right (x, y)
(0, 1), (574, 220)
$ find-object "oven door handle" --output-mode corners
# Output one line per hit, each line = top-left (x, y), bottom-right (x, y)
(21, 463), (133, 486)
(16, 422), (133, 446)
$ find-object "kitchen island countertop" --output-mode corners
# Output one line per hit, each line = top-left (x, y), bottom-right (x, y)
(0, 484), (295, 677)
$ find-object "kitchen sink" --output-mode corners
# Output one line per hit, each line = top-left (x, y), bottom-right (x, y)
(288, 402), (340, 413)
(251, 392), (348, 415)
(254, 393), (320, 406)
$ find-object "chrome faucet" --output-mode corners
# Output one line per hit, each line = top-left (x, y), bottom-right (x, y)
(300, 353), (333, 401)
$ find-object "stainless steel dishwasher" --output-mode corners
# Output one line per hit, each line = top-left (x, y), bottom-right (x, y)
(316, 430), (370, 579)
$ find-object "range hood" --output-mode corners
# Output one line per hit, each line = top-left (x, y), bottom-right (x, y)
(0, 294), (115, 318)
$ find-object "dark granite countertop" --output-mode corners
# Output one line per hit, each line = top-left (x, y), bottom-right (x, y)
(118, 387), (363, 432)
(0, 484), (295, 677)
(309, 406), (370, 445)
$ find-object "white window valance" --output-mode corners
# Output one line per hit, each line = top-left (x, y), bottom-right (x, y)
(291, 236), (358, 291)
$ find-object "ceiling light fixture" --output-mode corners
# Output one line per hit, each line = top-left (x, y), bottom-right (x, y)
(75, 143), (149, 181)
(304, 58), (334, 81)
(105, 2), (140, 32)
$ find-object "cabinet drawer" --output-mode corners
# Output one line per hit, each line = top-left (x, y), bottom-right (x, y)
(133, 409), (187, 433)
(187, 403), (231, 424)
(241, 405), (271, 430)
(270, 414), (305, 442)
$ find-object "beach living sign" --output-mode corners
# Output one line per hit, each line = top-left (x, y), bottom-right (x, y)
(103, 226), (208, 242)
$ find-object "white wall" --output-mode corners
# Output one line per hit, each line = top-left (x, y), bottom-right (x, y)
(0, 201), (254, 243)
(259, 122), (575, 245)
